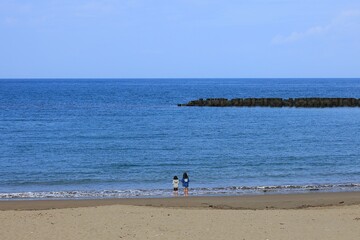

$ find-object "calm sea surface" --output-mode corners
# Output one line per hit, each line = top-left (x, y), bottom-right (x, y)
(0, 79), (360, 199)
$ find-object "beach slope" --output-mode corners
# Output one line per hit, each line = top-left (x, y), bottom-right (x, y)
(1, 192), (360, 240)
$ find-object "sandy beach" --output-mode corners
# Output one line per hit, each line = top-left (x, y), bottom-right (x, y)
(1, 192), (360, 240)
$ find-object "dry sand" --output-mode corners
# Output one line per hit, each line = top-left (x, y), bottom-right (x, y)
(1, 192), (360, 240)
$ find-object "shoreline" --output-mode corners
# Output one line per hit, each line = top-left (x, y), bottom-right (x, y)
(1, 191), (360, 211)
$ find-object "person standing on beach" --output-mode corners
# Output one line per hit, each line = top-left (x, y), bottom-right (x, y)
(172, 176), (179, 196)
(181, 172), (190, 196)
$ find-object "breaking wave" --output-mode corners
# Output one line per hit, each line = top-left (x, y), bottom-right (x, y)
(1, 183), (359, 200)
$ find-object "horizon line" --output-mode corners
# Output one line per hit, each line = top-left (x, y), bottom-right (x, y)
(0, 77), (359, 80)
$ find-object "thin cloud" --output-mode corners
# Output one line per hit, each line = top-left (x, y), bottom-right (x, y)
(3, 17), (18, 26)
(76, 0), (119, 17)
(272, 9), (360, 44)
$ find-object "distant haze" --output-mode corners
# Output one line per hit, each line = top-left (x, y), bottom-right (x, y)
(1, 0), (360, 78)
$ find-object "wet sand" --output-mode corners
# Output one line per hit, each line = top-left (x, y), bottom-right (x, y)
(1, 192), (360, 240)
(1, 191), (360, 210)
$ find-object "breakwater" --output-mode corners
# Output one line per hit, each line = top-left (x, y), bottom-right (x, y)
(178, 98), (360, 107)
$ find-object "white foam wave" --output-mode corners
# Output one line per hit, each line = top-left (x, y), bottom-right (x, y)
(1, 183), (359, 200)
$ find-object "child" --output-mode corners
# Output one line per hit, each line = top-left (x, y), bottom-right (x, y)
(172, 176), (179, 196)
(181, 172), (189, 196)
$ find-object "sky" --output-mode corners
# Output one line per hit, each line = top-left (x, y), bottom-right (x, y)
(0, 0), (360, 78)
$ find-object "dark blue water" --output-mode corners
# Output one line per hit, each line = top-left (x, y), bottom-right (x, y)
(1, 79), (360, 199)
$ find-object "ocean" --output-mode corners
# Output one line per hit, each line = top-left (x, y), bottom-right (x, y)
(0, 78), (360, 199)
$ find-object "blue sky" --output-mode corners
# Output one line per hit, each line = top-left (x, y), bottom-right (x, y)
(1, 0), (360, 78)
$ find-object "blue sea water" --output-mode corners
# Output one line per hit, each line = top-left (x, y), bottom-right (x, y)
(0, 78), (360, 199)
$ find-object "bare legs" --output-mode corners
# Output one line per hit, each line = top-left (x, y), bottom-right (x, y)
(184, 187), (188, 196)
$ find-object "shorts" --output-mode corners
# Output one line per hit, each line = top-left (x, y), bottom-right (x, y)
(173, 187), (178, 191)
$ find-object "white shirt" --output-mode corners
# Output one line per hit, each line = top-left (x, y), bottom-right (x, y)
(173, 179), (179, 188)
